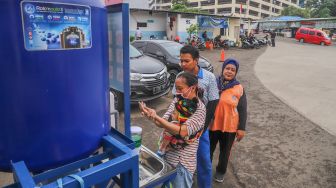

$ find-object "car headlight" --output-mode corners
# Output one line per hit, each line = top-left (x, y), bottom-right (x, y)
(130, 73), (143, 81)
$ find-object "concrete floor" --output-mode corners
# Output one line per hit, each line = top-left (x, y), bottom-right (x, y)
(1, 38), (335, 187)
(255, 39), (336, 136)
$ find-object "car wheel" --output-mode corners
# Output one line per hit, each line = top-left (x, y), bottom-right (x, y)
(110, 88), (124, 111)
(168, 69), (179, 87)
(300, 38), (304, 43)
(320, 42), (325, 46)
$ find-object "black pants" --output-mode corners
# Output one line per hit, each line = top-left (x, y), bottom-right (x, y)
(271, 38), (275, 47)
(209, 131), (236, 174)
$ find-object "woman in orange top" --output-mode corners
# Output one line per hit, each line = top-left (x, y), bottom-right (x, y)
(209, 58), (247, 183)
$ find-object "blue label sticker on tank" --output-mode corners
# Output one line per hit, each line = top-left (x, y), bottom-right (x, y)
(21, 1), (92, 51)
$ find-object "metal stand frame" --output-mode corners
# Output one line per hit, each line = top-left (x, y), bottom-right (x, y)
(5, 129), (139, 188)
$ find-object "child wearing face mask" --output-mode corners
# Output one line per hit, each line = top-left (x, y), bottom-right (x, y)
(157, 96), (201, 157)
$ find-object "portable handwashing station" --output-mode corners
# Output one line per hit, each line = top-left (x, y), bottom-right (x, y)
(0, 0), (175, 187)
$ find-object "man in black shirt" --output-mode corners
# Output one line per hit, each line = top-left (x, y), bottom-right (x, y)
(270, 30), (276, 47)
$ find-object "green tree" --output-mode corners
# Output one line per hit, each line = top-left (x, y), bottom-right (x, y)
(171, 3), (187, 11)
(170, 0), (205, 13)
(313, 7), (331, 17)
(186, 24), (198, 38)
(281, 6), (311, 18)
(305, 0), (336, 17)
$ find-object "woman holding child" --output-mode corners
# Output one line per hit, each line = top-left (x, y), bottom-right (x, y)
(139, 72), (205, 188)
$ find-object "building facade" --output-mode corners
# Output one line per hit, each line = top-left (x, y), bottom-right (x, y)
(130, 9), (243, 43)
(151, 0), (300, 20)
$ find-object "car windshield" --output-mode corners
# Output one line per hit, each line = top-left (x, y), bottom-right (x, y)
(164, 43), (183, 58)
(130, 45), (142, 58)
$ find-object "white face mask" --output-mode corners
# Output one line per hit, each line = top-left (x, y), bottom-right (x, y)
(176, 86), (193, 99)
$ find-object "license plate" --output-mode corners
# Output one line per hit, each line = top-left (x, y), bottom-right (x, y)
(153, 85), (164, 94)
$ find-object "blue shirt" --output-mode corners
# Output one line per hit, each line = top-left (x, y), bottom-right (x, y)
(173, 68), (219, 105)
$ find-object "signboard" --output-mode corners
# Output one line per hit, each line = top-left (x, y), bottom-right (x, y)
(301, 21), (316, 25)
(21, 1), (92, 51)
(198, 16), (228, 28)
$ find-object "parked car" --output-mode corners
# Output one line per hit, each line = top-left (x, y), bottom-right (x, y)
(295, 27), (331, 46)
(110, 45), (170, 111)
(132, 40), (214, 86)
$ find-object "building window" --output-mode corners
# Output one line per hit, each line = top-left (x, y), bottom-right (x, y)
(235, 7), (246, 14)
(236, 0), (247, 5)
(261, 13), (269, 18)
(137, 22), (147, 28)
(218, 0), (232, 4)
(249, 10), (259, 16)
(262, 0), (271, 3)
(188, 2), (199, 7)
(217, 7), (232, 14)
(261, 4), (270, 11)
(202, 9), (215, 14)
(201, 0), (215, 6)
(282, 3), (289, 7)
(250, 1), (260, 8)
(220, 28), (228, 35)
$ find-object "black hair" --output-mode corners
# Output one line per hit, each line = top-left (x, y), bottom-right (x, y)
(180, 45), (199, 60)
(176, 72), (204, 100)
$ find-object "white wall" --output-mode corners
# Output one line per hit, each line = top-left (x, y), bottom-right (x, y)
(176, 14), (197, 33)
(128, 0), (149, 9)
(130, 12), (166, 31)
(130, 11), (167, 39)
(176, 14), (197, 42)
(228, 18), (240, 42)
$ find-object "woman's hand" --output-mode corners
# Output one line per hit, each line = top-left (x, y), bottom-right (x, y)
(236, 130), (245, 142)
(139, 102), (149, 114)
(139, 102), (162, 127)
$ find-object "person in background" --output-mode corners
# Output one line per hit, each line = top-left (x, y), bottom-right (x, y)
(175, 35), (180, 43)
(270, 30), (276, 47)
(139, 72), (206, 188)
(264, 33), (271, 46)
(209, 58), (247, 183)
(329, 31), (333, 39)
(135, 27), (142, 40)
(174, 45), (219, 188)
(202, 31), (208, 42)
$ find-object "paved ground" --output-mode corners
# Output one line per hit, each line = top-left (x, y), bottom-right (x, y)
(255, 39), (336, 136)
(1, 38), (336, 187)
(129, 38), (336, 187)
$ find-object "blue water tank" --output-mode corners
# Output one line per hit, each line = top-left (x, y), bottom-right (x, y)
(0, 0), (109, 172)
